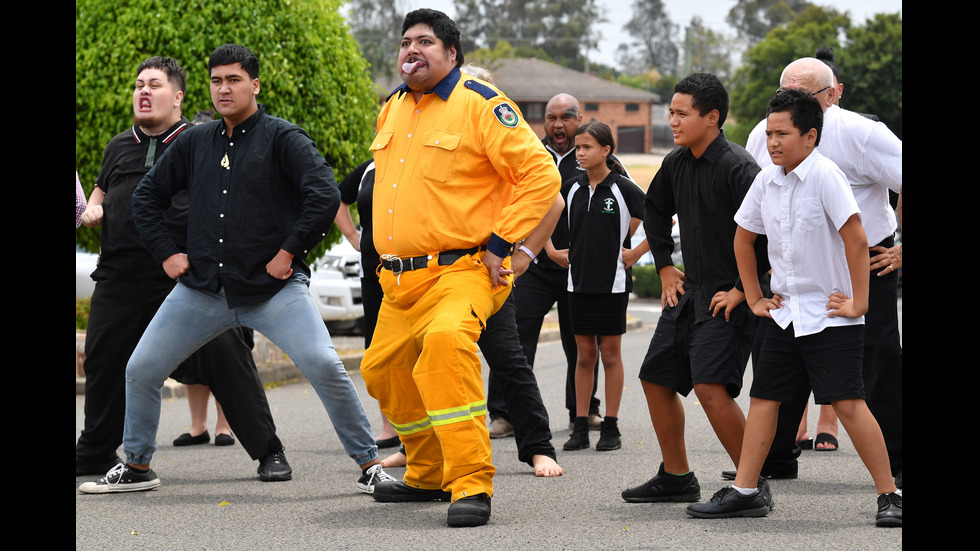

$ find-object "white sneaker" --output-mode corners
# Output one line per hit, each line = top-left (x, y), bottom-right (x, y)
(79, 463), (161, 494)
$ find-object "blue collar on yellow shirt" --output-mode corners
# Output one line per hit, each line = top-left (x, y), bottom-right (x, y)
(387, 66), (461, 102)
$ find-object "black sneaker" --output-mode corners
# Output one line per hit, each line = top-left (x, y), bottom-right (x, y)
(622, 462), (701, 502)
(686, 487), (771, 518)
(356, 463), (396, 494)
(78, 464), (161, 494)
(372, 480), (451, 502)
(447, 493), (491, 527)
(875, 492), (902, 527)
(257, 450), (292, 482)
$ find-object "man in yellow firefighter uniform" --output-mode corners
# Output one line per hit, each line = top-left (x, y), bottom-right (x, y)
(362, 8), (560, 528)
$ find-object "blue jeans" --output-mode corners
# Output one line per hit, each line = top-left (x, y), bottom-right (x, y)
(123, 278), (378, 467)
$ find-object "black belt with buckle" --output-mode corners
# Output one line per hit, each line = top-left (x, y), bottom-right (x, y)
(381, 246), (485, 274)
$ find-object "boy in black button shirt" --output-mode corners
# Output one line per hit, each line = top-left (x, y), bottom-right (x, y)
(622, 73), (765, 503)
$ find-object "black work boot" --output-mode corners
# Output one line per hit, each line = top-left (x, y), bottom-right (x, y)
(563, 416), (590, 451)
(595, 416), (622, 451)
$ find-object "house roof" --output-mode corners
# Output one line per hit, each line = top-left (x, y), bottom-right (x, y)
(374, 58), (660, 104)
(490, 58), (660, 103)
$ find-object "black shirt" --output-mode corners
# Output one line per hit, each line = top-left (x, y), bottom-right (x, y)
(565, 171), (645, 294)
(133, 105), (339, 309)
(91, 119), (189, 281)
(644, 131), (765, 321)
(537, 138), (629, 272)
(337, 160), (379, 279)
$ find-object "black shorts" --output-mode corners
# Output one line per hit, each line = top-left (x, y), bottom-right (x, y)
(637, 301), (756, 397)
(750, 318), (865, 404)
(568, 292), (629, 335)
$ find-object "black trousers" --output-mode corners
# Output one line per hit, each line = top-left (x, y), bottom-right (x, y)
(862, 244), (902, 474)
(76, 277), (281, 468)
(479, 293), (556, 465)
(497, 263), (599, 422)
(762, 237), (902, 475)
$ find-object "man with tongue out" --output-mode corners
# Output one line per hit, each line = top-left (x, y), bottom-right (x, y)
(361, 9), (560, 527)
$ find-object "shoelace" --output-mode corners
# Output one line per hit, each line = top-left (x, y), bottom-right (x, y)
(102, 463), (127, 486)
(879, 492), (902, 509)
(710, 487), (736, 502)
(267, 452), (286, 464)
(369, 464), (395, 483)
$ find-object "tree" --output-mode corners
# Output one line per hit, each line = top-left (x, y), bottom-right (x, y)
(76, 0), (379, 261)
(682, 16), (738, 83)
(454, 0), (602, 71)
(346, 0), (408, 80)
(726, 0), (813, 45)
(840, 13), (902, 138)
(729, 6), (850, 129)
(618, 0), (678, 76)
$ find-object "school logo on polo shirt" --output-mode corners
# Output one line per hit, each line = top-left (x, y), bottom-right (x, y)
(602, 198), (616, 214)
(493, 103), (520, 128)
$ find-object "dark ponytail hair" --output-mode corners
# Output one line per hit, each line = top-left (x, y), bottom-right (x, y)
(576, 120), (626, 175)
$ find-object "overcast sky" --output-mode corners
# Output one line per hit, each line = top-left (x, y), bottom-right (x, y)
(394, 0), (903, 68)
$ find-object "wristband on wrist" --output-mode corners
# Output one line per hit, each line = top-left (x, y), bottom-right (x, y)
(519, 245), (536, 260)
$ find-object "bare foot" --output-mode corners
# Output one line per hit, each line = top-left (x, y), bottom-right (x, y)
(532, 454), (563, 477)
(381, 451), (406, 468)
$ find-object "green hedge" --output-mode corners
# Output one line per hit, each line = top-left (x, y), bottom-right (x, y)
(76, 0), (380, 263)
(76, 298), (91, 330)
(632, 264), (684, 299)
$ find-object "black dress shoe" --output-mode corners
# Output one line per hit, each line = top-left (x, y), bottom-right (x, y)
(875, 492), (902, 527)
(257, 451), (292, 482)
(173, 431), (210, 446)
(372, 480), (451, 502)
(447, 493), (491, 527)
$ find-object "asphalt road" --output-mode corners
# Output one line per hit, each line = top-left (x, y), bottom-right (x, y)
(76, 299), (902, 550)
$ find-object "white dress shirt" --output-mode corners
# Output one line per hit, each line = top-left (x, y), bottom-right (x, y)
(735, 149), (863, 336)
(745, 105), (901, 245)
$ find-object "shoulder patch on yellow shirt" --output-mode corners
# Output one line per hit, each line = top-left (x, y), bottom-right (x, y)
(464, 79), (498, 100)
(492, 103), (520, 128)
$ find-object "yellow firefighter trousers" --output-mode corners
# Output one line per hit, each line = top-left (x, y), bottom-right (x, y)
(362, 252), (510, 501)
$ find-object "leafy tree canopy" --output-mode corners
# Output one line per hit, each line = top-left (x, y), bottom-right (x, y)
(617, 0), (678, 76)
(729, 5), (850, 126)
(726, 0), (813, 44)
(76, 0), (379, 262)
(839, 13), (902, 138)
(683, 16), (738, 84)
(454, 0), (602, 72)
(346, 0), (408, 80)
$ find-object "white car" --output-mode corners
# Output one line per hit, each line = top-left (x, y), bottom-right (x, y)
(76, 249), (98, 299)
(308, 241), (364, 333)
(630, 216), (682, 267)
